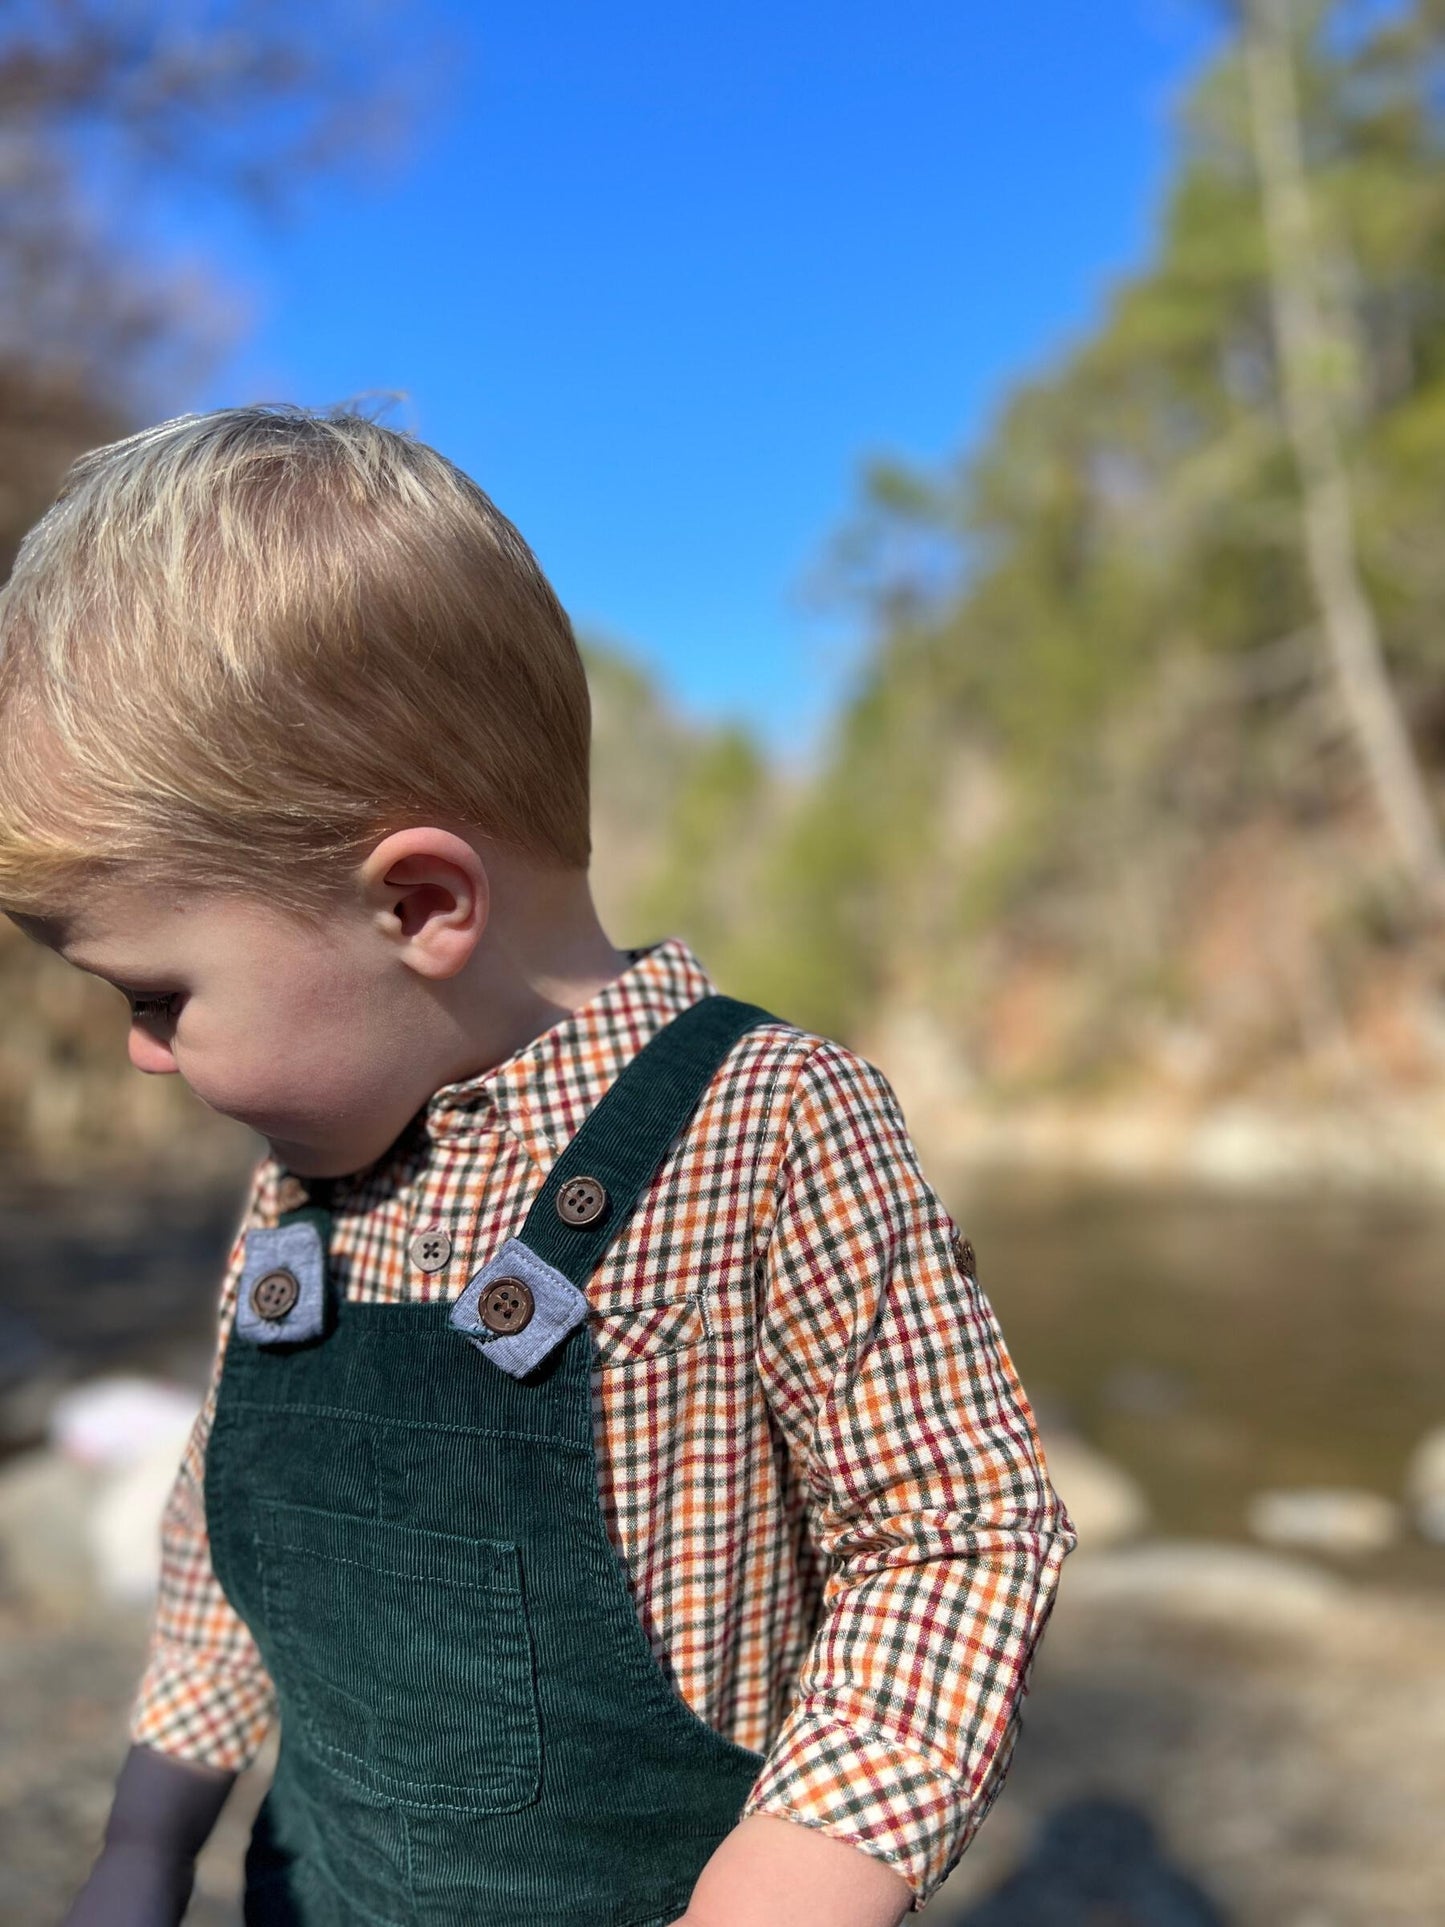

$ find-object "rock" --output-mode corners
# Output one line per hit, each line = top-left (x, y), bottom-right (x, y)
(0, 1376), (200, 1609)
(0, 1368), (70, 1452)
(1062, 1540), (1349, 1628)
(1040, 1434), (1149, 1550)
(43, 1376), (200, 1604)
(89, 1436), (190, 1604)
(1404, 1426), (1445, 1544)
(950, 1796), (1229, 1925)
(0, 1309), (67, 1449)
(1246, 1485), (1399, 1555)
(0, 1305), (58, 1387)
(0, 1448), (101, 1611)
(48, 1374), (199, 1469)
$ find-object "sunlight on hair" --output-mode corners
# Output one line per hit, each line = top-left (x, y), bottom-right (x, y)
(0, 404), (592, 920)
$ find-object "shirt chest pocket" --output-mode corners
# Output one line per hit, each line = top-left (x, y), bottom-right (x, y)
(588, 1294), (707, 1367)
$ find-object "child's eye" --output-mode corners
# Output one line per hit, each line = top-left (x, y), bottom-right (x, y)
(127, 993), (177, 1024)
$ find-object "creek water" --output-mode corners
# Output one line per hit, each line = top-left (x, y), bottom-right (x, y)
(952, 1167), (1445, 1590)
(2, 1162), (1442, 1589)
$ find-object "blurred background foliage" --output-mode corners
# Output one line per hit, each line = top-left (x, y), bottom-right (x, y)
(5, 0), (1445, 1177)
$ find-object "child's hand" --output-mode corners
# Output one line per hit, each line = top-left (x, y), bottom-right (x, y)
(63, 1743), (236, 1927)
(62, 1840), (196, 1927)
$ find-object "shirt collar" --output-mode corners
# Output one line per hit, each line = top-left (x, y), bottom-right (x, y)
(419, 935), (719, 1169)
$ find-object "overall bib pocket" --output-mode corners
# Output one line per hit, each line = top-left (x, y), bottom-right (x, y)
(254, 1499), (542, 1814)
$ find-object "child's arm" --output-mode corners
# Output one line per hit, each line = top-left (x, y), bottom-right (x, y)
(697, 1039), (1075, 1916)
(672, 1811), (912, 1926)
(62, 1743), (236, 1927)
(69, 1162), (279, 1921)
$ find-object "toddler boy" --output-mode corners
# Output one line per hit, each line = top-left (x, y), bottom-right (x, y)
(0, 406), (1074, 1926)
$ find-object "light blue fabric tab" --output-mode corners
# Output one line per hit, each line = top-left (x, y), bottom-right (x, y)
(236, 1222), (327, 1347)
(450, 1235), (592, 1377)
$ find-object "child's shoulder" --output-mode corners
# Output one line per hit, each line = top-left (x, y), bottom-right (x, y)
(710, 1007), (907, 1140)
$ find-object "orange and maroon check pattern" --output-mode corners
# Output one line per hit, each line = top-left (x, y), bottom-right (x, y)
(131, 937), (1075, 1907)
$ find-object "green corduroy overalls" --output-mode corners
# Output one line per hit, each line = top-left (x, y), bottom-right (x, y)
(205, 992), (783, 1927)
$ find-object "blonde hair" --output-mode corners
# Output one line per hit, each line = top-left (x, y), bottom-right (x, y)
(0, 403), (592, 923)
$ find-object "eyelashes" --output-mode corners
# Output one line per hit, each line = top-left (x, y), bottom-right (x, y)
(128, 994), (177, 1023)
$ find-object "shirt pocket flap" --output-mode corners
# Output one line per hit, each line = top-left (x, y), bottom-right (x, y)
(589, 1295), (707, 1366)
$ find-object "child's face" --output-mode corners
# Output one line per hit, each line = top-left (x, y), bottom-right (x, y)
(11, 880), (444, 1178)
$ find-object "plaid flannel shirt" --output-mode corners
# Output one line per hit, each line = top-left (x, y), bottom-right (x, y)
(131, 935), (1074, 1907)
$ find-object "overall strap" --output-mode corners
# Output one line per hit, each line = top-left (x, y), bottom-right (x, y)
(523, 991), (778, 1284)
(448, 992), (781, 1376)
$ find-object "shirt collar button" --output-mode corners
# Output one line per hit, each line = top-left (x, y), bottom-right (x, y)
(410, 1227), (453, 1272)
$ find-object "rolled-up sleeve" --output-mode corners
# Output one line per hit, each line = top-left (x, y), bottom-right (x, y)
(742, 1040), (1075, 1908)
(128, 1157), (279, 1770)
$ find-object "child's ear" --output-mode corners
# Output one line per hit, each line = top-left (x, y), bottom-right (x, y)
(360, 827), (488, 979)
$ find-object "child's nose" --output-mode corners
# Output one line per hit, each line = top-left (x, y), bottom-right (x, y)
(127, 1026), (179, 1075)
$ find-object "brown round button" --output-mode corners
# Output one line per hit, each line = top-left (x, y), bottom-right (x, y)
(952, 1233), (977, 1279)
(478, 1276), (534, 1334)
(251, 1268), (301, 1321)
(276, 1175), (309, 1214)
(556, 1175), (608, 1227)
(409, 1227), (452, 1272)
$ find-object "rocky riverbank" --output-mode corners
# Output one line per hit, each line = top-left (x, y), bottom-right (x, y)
(857, 996), (1445, 1199)
(946, 1089), (1445, 1194)
(936, 1543), (1445, 1924)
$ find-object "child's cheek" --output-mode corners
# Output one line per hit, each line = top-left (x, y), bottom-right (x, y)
(162, 1004), (303, 1125)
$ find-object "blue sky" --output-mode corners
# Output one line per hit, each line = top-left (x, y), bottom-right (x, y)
(175, 0), (1221, 774)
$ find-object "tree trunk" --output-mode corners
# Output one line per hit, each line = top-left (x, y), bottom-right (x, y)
(1241, 0), (1445, 913)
